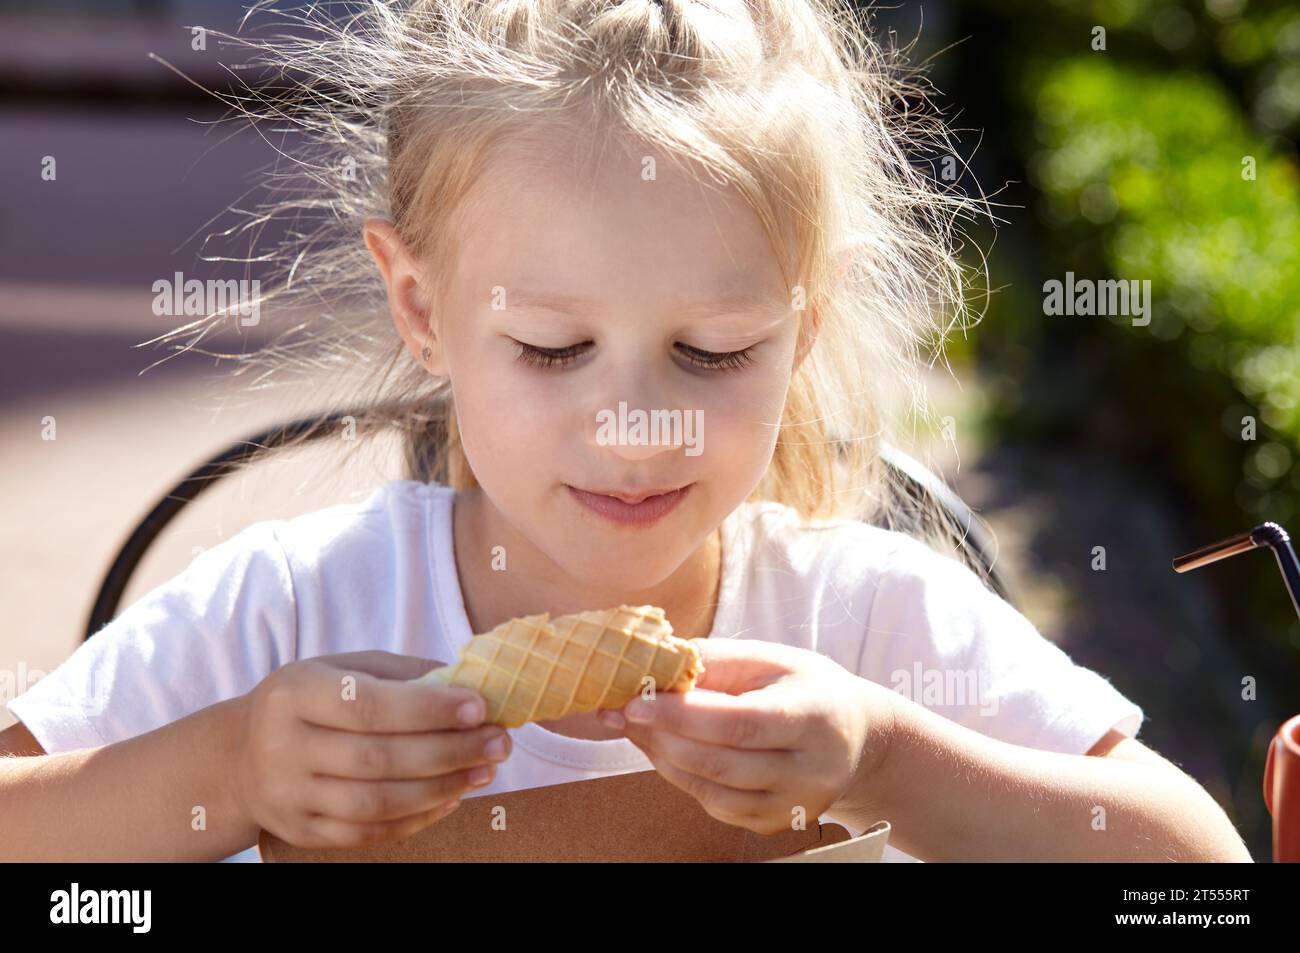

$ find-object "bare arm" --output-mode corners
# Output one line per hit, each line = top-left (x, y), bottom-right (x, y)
(829, 687), (1254, 862)
(0, 699), (257, 862)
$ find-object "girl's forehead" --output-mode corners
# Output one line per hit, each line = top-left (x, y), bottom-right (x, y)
(448, 128), (785, 296)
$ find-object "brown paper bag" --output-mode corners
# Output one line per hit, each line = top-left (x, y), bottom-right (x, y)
(259, 769), (890, 862)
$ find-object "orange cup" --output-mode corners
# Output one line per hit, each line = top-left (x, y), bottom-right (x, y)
(1264, 713), (1300, 862)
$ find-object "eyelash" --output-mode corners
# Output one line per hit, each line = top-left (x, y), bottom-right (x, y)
(512, 340), (757, 372)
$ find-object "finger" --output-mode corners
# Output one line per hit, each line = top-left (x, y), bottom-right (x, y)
(692, 638), (799, 694)
(292, 661), (488, 733)
(624, 725), (790, 791)
(314, 650), (447, 681)
(645, 751), (771, 826)
(613, 687), (804, 749)
(303, 722), (511, 780)
(303, 797), (463, 849)
(308, 767), (495, 823)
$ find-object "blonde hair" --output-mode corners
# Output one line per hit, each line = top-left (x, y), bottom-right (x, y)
(151, 0), (987, 528)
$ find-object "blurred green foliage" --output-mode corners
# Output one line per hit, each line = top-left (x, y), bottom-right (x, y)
(949, 0), (1300, 585)
(1032, 57), (1300, 516)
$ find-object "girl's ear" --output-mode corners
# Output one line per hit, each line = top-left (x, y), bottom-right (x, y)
(363, 217), (447, 375)
(792, 242), (854, 372)
(792, 306), (820, 373)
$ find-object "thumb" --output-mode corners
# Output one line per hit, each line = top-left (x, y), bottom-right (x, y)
(316, 650), (448, 682)
(691, 638), (797, 695)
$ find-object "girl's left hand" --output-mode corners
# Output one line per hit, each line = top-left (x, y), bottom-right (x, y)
(596, 638), (896, 835)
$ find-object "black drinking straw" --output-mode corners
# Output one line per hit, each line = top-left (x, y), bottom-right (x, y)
(1173, 522), (1300, 619)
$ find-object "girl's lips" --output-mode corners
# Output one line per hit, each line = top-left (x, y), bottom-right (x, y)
(566, 484), (691, 527)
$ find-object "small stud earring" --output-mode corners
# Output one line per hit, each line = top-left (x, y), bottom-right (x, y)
(420, 344), (432, 363)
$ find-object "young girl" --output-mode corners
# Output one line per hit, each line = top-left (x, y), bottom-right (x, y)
(1, 0), (1249, 862)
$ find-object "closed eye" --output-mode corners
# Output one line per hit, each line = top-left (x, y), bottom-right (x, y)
(511, 340), (756, 371)
(512, 340), (590, 368)
(675, 343), (757, 371)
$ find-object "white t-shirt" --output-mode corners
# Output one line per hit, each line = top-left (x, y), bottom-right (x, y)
(7, 479), (1143, 863)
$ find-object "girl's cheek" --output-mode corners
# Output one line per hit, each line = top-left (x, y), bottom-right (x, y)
(696, 374), (785, 452)
(459, 364), (584, 460)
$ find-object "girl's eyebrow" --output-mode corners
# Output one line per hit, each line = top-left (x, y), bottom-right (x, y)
(506, 289), (783, 318)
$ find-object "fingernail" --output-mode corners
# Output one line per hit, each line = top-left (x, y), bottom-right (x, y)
(469, 765), (493, 786)
(598, 709), (626, 730)
(484, 734), (507, 761)
(625, 700), (654, 724)
(458, 700), (484, 726)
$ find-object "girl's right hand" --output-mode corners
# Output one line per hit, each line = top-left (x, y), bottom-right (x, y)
(231, 650), (510, 848)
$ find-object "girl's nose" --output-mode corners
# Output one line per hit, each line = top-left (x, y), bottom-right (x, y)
(583, 400), (691, 461)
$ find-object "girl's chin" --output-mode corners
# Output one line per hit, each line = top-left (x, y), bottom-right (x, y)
(555, 559), (681, 595)
(537, 537), (686, 591)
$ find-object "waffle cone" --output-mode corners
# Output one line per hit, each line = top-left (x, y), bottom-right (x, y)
(413, 605), (703, 728)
